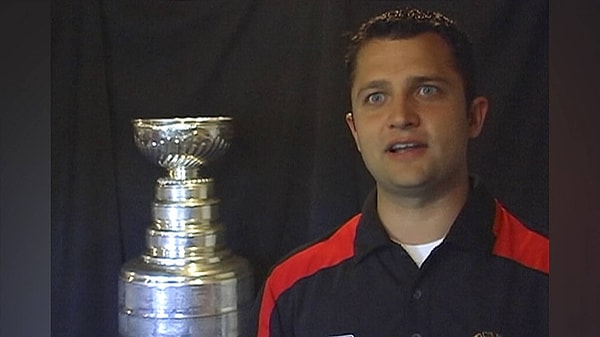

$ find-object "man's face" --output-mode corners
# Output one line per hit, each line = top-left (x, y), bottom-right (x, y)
(346, 33), (487, 198)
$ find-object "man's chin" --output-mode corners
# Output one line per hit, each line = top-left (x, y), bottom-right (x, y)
(378, 178), (431, 196)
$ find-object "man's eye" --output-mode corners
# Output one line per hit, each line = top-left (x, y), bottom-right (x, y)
(366, 92), (385, 104)
(417, 85), (439, 96)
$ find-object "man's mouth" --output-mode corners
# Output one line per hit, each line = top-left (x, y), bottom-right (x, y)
(386, 142), (426, 153)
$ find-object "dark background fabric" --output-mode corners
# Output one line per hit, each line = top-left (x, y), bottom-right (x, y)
(51, 1), (548, 336)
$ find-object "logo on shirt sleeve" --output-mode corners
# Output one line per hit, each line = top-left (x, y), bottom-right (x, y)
(472, 332), (501, 337)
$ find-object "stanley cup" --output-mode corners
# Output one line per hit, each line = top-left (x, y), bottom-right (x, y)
(119, 117), (254, 337)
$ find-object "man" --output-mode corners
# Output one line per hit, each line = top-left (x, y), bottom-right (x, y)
(245, 7), (548, 337)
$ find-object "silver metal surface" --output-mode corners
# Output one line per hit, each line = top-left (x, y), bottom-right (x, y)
(119, 117), (253, 337)
(132, 117), (234, 180)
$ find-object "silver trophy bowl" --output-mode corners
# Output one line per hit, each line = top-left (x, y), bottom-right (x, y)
(132, 117), (234, 180)
(119, 117), (253, 337)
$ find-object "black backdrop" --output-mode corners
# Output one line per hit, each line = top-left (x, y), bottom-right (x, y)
(51, 1), (548, 336)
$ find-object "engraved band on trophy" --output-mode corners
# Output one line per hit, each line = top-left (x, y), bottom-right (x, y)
(118, 117), (254, 337)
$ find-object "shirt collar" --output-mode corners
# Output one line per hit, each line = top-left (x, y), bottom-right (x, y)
(354, 177), (497, 263)
(443, 178), (497, 253)
(354, 188), (392, 262)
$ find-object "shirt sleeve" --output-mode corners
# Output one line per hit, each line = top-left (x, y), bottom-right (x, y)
(242, 282), (286, 337)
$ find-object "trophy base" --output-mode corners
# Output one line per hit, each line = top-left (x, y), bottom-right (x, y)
(118, 308), (249, 337)
(118, 255), (254, 337)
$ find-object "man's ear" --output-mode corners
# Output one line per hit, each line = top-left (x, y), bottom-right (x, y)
(468, 97), (488, 138)
(345, 112), (361, 152)
(346, 112), (356, 132)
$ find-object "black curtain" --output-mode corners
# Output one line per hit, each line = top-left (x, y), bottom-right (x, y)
(51, 1), (548, 336)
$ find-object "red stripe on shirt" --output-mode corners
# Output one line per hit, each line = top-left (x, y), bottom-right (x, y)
(257, 214), (361, 337)
(492, 201), (549, 274)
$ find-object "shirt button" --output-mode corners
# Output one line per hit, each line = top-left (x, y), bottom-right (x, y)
(411, 333), (422, 337)
(413, 289), (422, 300)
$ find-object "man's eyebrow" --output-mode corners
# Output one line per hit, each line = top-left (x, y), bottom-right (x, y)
(354, 80), (392, 97)
(406, 75), (450, 86)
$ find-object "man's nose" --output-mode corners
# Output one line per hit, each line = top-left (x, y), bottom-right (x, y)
(387, 97), (420, 129)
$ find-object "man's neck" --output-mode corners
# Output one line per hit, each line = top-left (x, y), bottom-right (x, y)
(376, 177), (470, 245)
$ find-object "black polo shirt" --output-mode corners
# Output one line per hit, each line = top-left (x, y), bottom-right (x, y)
(247, 182), (549, 337)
